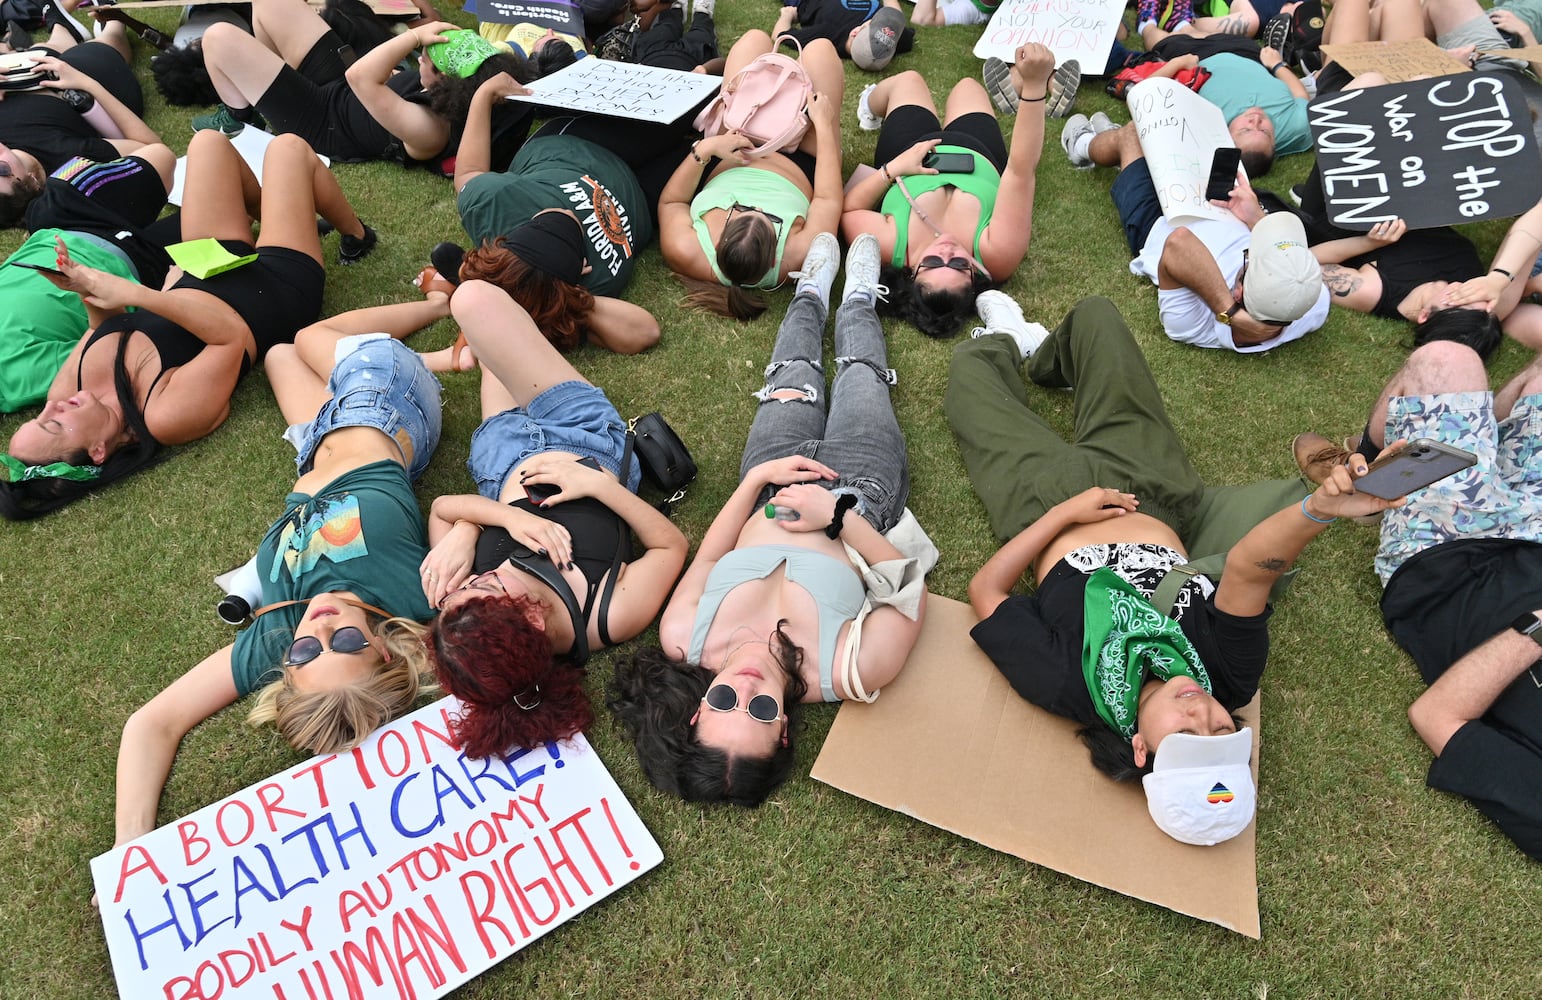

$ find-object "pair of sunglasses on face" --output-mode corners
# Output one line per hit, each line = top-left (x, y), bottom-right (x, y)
(284, 626), (372, 667)
(915, 254), (975, 274)
(693, 684), (789, 746)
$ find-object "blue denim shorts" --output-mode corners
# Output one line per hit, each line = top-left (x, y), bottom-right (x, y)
(467, 380), (641, 498)
(293, 335), (443, 480)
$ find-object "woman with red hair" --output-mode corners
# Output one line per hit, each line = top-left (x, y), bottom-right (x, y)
(418, 279), (688, 758)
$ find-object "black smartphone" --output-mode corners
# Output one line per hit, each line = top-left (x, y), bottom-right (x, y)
(524, 455), (603, 505)
(1354, 438), (1477, 500)
(1205, 147), (1242, 202)
(923, 151), (976, 174)
(9, 261), (64, 277)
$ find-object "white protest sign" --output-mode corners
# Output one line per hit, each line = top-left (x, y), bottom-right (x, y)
(973, 0), (1124, 68)
(92, 699), (662, 1000)
(1129, 77), (1236, 225)
(509, 59), (722, 124)
(169, 126), (330, 207)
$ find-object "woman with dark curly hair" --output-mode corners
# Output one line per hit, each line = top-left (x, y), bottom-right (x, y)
(839, 46), (1055, 338)
(416, 279), (688, 760)
(192, 0), (531, 175)
(608, 233), (928, 807)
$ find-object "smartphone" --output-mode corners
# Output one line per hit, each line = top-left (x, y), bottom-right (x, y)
(524, 455), (603, 505)
(9, 261), (64, 277)
(1205, 147), (1242, 203)
(923, 151), (976, 174)
(1354, 438), (1477, 500)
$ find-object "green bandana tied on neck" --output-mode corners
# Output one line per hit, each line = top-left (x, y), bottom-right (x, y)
(0, 452), (101, 483)
(1081, 567), (1211, 739)
(426, 30), (501, 79)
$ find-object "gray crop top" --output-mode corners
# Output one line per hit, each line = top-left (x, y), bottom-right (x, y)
(688, 544), (866, 702)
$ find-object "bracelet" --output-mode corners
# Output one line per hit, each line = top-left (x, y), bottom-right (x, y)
(1300, 496), (1337, 524)
(1491, 266), (1514, 280)
(1268, 62), (1287, 76)
(881, 162), (892, 180)
(1020, 93), (1047, 102)
(690, 141), (704, 164)
(825, 493), (858, 539)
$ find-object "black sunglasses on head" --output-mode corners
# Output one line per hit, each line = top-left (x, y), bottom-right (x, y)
(284, 626), (371, 667)
(701, 683), (781, 723)
(726, 203), (784, 230)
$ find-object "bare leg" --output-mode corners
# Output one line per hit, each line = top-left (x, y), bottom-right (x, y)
(910, 0), (944, 26)
(249, 0), (333, 62)
(291, 296), (451, 380)
(266, 344), (331, 425)
(863, 69), (935, 120)
(1089, 122), (1139, 169)
(1501, 305), (1542, 354)
(199, 22), (293, 110)
(721, 28), (773, 78)
(178, 130), (260, 244)
(1187, 0), (1262, 37)
(1494, 352), (1542, 419)
(798, 37), (845, 104)
(942, 76), (994, 125)
(1423, 0), (1489, 37)
(451, 281), (590, 409)
(1364, 342), (1490, 448)
(253, 133), (362, 264)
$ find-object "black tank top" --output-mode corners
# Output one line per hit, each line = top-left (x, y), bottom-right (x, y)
(473, 496), (630, 627)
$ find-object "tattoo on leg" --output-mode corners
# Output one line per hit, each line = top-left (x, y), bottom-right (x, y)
(1217, 16), (1248, 35)
(1321, 265), (1364, 299)
(1254, 557), (1288, 573)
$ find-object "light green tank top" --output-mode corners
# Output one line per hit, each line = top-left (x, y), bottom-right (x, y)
(879, 145), (1001, 268)
(690, 168), (810, 289)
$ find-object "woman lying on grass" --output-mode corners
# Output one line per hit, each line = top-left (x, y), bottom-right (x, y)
(416, 280), (688, 759)
(609, 233), (928, 806)
(1, 130), (372, 519)
(112, 294), (449, 848)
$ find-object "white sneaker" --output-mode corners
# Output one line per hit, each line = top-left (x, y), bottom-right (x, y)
(982, 57), (1018, 116)
(974, 290), (1047, 358)
(1046, 59), (1081, 119)
(842, 233), (885, 303)
(691, 0), (715, 16)
(1060, 114), (1095, 169)
(791, 231), (840, 305)
(1089, 111), (1118, 135)
(857, 83), (883, 131)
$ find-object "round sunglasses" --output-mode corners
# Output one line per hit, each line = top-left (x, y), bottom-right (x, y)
(284, 626), (372, 667)
(915, 255), (974, 274)
(701, 683), (781, 723)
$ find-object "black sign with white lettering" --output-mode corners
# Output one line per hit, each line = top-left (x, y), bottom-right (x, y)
(1308, 74), (1542, 231)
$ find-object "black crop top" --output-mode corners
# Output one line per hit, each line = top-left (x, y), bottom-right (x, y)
(473, 496), (631, 642)
(77, 315), (225, 445)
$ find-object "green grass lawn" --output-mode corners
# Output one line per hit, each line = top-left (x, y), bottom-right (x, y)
(1, 5), (1538, 998)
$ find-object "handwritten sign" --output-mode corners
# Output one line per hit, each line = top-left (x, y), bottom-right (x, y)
(91, 699), (662, 1000)
(510, 59), (722, 124)
(1309, 74), (1542, 230)
(1128, 78), (1236, 225)
(169, 126), (330, 207)
(972, 0), (1124, 67)
(472, 0), (585, 32)
(1317, 38), (1470, 83)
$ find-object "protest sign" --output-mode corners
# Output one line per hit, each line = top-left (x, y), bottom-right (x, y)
(1128, 77), (1236, 225)
(469, 0), (585, 33)
(509, 59), (722, 124)
(972, 0), (1124, 68)
(118, 0), (418, 13)
(169, 126), (330, 207)
(1309, 74), (1542, 230)
(92, 699), (662, 1000)
(1317, 38), (1470, 83)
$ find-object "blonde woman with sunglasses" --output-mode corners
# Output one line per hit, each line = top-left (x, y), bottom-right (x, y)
(110, 295), (450, 853)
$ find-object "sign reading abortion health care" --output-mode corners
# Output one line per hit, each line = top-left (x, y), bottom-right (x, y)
(973, 0), (1124, 68)
(91, 699), (662, 1000)
(511, 59), (722, 124)
(472, 0), (585, 32)
(1128, 78), (1237, 225)
(1309, 74), (1542, 231)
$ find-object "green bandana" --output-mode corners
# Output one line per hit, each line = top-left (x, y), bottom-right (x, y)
(1080, 567), (1211, 739)
(426, 30), (501, 79)
(0, 452), (101, 483)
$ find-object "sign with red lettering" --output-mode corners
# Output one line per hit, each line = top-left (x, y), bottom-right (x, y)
(1309, 75), (1542, 230)
(973, 0), (1124, 68)
(1129, 78), (1237, 225)
(90, 699), (662, 999)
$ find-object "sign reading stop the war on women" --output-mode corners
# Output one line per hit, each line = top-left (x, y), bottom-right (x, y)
(1309, 74), (1542, 231)
(91, 698), (662, 1000)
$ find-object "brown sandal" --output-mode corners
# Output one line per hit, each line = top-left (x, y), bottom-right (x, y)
(413, 265), (456, 298)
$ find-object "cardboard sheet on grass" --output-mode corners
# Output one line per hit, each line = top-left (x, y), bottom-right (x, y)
(811, 596), (1262, 938)
(91, 697), (662, 999)
(1318, 37), (1470, 84)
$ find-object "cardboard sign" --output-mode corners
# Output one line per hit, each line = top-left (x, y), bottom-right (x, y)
(91, 700), (662, 1000)
(1317, 38), (1470, 83)
(510, 59), (722, 124)
(811, 597), (1262, 937)
(470, 0), (585, 33)
(1309, 74), (1542, 230)
(1128, 77), (1237, 225)
(168, 126), (329, 208)
(972, 0), (1125, 68)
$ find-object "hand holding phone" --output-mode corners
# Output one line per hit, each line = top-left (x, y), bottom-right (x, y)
(1206, 147), (1242, 203)
(1354, 438), (1477, 500)
(922, 151), (976, 174)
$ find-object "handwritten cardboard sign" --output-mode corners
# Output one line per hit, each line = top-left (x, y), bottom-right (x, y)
(91, 699), (662, 1000)
(1309, 74), (1542, 230)
(972, 0), (1124, 68)
(1317, 38), (1470, 84)
(1128, 77), (1237, 225)
(470, 0), (585, 32)
(510, 59), (722, 124)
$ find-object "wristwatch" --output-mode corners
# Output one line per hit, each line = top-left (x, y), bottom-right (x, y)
(1511, 612), (1542, 647)
(1216, 302), (1241, 326)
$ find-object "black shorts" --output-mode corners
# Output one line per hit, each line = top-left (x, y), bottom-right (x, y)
(58, 41), (144, 117)
(256, 33), (397, 162)
(1109, 158), (1162, 257)
(873, 106), (1009, 174)
(175, 242), (326, 359)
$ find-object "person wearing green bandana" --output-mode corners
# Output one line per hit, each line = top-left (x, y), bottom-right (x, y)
(947, 295), (1403, 845)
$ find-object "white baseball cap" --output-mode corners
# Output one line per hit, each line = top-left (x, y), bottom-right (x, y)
(1243, 213), (1320, 324)
(1142, 727), (1256, 846)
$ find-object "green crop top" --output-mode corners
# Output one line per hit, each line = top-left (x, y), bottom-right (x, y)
(879, 144), (1001, 268)
(690, 168), (809, 289)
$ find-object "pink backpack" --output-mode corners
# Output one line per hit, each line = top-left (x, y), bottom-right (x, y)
(693, 44), (812, 157)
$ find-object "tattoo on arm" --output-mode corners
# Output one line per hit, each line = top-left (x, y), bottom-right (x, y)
(1217, 15), (1249, 35)
(1321, 265), (1364, 298)
(1254, 557), (1289, 573)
